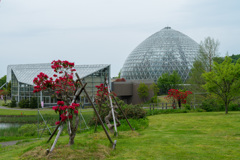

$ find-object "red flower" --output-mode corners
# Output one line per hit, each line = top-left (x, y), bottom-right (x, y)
(55, 121), (60, 125)
(60, 113), (67, 122)
(52, 106), (58, 111)
(57, 101), (64, 106)
(74, 110), (78, 114)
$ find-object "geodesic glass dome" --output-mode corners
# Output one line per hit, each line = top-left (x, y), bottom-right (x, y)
(121, 27), (199, 83)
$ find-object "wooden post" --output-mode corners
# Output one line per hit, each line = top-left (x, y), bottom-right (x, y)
(166, 103), (167, 110)
(162, 103), (164, 110)
(75, 73), (114, 145)
(47, 123), (61, 143)
(106, 79), (118, 136)
(48, 125), (64, 154)
(112, 96), (134, 131)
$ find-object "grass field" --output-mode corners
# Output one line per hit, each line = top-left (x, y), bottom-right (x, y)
(1, 111), (240, 159)
(0, 108), (93, 115)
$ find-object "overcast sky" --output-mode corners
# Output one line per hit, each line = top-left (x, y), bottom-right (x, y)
(0, 0), (240, 78)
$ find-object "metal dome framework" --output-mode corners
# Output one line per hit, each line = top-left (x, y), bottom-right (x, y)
(121, 27), (199, 83)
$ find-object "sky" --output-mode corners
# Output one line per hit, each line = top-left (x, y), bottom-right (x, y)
(0, 0), (240, 78)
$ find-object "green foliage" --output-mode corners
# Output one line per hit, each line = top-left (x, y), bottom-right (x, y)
(202, 56), (240, 114)
(10, 97), (17, 107)
(90, 102), (147, 126)
(0, 75), (6, 89)
(157, 72), (171, 94)
(187, 37), (219, 93)
(119, 104), (147, 119)
(187, 60), (206, 93)
(147, 108), (205, 116)
(150, 95), (158, 104)
(150, 83), (159, 96)
(18, 97), (38, 108)
(200, 98), (224, 112)
(213, 54), (240, 64)
(157, 71), (182, 94)
(213, 57), (224, 64)
(7, 81), (11, 95)
(29, 97), (38, 108)
(170, 71), (182, 89)
(229, 104), (240, 111)
(18, 123), (51, 136)
(183, 104), (191, 110)
(18, 99), (30, 108)
(230, 54), (240, 63)
(118, 70), (121, 78)
(137, 82), (149, 102)
(200, 96), (240, 112)
(18, 124), (38, 136)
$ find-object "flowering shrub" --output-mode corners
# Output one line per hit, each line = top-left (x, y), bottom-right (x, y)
(165, 89), (192, 109)
(33, 60), (81, 145)
(114, 78), (126, 82)
(92, 83), (118, 129)
(52, 101), (80, 125)
(95, 83), (116, 105)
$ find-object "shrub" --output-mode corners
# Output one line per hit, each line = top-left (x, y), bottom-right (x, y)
(118, 104), (147, 119)
(2, 103), (8, 106)
(183, 104), (191, 110)
(89, 100), (146, 126)
(29, 97), (38, 108)
(229, 104), (240, 111)
(18, 124), (37, 136)
(18, 123), (51, 136)
(18, 99), (30, 108)
(200, 98), (224, 112)
(150, 96), (158, 104)
(10, 97), (17, 107)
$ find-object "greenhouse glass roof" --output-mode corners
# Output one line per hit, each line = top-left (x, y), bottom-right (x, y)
(121, 27), (199, 83)
(7, 63), (110, 85)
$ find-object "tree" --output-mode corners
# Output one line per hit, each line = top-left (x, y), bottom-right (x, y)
(7, 81), (11, 96)
(157, 73), (171, 94)
(137, 83), (149, 102)
(150, 83), (159, 96)
(187, 60), (206, 93)
(187, 37), (220, 92)
(157, 71), (182, 94)
(165, 89), (192, 109)
(198, 37), (220, 72)
(169, 71), (182, 89)
(1, 89), (9, 104)
(0, 75), (6, 89)
(33, 60), (81, 145)
(117, 70), (121, 78)
(202, 57), (240, 114)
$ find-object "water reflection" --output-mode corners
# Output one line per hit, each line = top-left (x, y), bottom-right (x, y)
(0, 123), (21, 129)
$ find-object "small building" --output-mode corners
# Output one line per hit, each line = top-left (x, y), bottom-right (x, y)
(112, 80), (154, 104)
(7, 63), (110, 106)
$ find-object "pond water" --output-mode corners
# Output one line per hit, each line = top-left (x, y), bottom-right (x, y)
(0, 123), (21, 129)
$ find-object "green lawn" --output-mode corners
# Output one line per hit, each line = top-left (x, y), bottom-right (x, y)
(0, 108), (93, 116)
(1, 112), (240, 159)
